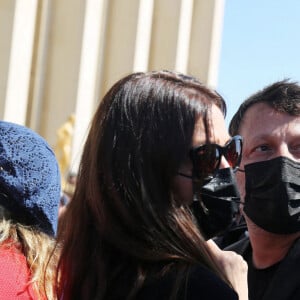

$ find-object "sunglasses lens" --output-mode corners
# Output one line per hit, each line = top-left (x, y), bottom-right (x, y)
(193, 145), (220, 177)
(225, 137), (242, 169)
(191, 135), (242, 179)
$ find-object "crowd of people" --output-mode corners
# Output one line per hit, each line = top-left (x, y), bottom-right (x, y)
(0, 70), (299, 300)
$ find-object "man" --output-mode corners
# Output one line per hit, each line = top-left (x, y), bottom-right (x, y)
(227, 80), (300, 300)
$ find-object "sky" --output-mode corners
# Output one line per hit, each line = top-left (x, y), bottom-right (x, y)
(218, 0), (300, 125)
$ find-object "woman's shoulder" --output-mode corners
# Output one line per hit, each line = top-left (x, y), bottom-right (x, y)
(184, 264), (238, 299)
(0, 243), (40, 299)
(137, 264), (238, 300)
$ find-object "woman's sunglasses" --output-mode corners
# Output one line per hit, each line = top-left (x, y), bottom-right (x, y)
(179, 135), (243, 179)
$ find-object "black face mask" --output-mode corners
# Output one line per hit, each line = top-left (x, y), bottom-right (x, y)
(191, 168), (240, 240)
(244, 156), (300, 234)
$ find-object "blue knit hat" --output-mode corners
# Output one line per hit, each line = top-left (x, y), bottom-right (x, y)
(0, 121), (61, 236)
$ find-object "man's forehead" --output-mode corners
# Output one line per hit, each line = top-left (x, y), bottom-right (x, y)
(240, 102), (300, 135)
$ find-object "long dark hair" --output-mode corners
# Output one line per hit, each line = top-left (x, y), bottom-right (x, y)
(56, 71), (229, 299)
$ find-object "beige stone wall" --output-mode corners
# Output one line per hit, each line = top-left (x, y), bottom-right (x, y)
(0, 0), (15, 118)
(0, 0), (224, 176)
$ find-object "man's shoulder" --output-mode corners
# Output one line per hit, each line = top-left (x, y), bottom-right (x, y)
(261, 237), (300, 300)
(283, 237), (300, 264)
(290, 237), (300, 252)
(213, 218), (248, 249)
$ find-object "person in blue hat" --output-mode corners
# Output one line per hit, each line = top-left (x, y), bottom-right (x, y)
(0, 121), (61, 299)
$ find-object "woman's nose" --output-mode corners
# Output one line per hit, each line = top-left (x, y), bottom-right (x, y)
(219, 155), (231, 169)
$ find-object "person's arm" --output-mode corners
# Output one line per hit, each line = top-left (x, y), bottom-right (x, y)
(206, 239), (248, 300)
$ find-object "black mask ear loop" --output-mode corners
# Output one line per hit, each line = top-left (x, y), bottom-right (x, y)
(233, 168), (245, 207)
(191, 169), (212, 214)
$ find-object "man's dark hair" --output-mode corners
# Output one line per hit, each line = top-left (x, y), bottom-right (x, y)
(229, 79), (300, 135)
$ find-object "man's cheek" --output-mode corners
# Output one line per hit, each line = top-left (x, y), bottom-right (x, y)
(235, 171), (246, 201)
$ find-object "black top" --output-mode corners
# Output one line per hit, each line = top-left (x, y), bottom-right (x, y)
(136, 264), (238, 300)
(214, 217), (248, 249)
(225, 237), (300, 300)
(247, 254), (280, 300)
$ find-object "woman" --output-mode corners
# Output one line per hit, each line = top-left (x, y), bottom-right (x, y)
(56, 71), (247, 299)
(0, 121), (61, 299)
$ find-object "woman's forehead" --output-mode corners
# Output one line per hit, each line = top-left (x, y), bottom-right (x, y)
(192, 105), (230, 146)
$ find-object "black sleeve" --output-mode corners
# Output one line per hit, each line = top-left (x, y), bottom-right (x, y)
(180, 265), (238, 300)
(137, 265), (238, 300)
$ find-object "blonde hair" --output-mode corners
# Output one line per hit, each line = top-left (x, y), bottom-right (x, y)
(0, 214), (59, 299)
